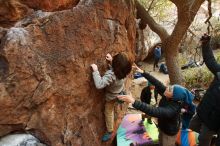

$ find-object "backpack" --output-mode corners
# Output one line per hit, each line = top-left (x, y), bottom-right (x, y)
(159, 64), (168, 74)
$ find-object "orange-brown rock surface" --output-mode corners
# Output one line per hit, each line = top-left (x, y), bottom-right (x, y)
(0, 0), (136, 146)
(21, 0), (80, 11)
(0, 0), (29, 27)
(0, 0), (80, 27)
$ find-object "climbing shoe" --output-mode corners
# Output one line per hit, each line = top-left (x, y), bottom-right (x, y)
(102, 132), (112, 142)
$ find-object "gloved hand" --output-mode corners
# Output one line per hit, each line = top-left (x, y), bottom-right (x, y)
(200, 33), (211, 44)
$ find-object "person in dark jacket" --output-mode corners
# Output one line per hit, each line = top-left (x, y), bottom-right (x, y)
(140, 81), (158, 105)
(172, 84), (196, 129)
(138, 65), (196, 130)
(153, 46), (161, 71)
(140, 81), (158, 124)
(159, 62), (168, 74)
(189, 34), (220, 146)
(118, 68), (181, 146)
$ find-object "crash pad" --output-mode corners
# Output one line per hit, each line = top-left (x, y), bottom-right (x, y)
(117, 114), (199, 146)
(117, 114), (159, 146)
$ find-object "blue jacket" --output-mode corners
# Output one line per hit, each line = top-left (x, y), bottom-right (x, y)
(154, 47), (161, 59)
(172, 85), (196, 113)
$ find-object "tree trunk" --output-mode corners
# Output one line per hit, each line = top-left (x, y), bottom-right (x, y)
(163, 38), (183, 84)
(135, 0), (205, 84)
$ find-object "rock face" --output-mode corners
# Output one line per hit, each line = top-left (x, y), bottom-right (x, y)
(21, 0), (80, 11)
(0, 0), (136, 146)
(135, 26), (148, 62)
(0, 0), (29, 27)
(0, 0), (80, 27)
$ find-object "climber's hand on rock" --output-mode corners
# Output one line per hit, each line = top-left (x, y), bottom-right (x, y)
(91, 64), (98, 71)
(117, 95), (135, 104)
(106, 53), (113, 63)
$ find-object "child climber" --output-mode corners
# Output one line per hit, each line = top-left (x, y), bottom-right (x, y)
(91, 52), (132, 142)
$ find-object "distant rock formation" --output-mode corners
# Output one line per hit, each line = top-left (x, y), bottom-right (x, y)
(0, 0), (136, 146)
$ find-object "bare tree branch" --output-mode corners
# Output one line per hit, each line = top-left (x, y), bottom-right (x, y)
(168, 0), (205, 46)
(147, 0), (155, 12)
(205, 0), (212, 23)
(189, 0), (206, 18)
(135, 0), (205, 84)
(205, 0), (213, 34)
(188, 29), (197, 37)
(135, 0), (169, 41)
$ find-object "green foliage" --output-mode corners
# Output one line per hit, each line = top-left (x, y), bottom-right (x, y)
(137, 0), (174, 22)
(138, 0), (150, 8)
(216, 51), (220, 63)
(212, 33), (220, 50)
(178, 54), (188, 67)
(183, 67), (213, 89)
(181, 51), (220, 89)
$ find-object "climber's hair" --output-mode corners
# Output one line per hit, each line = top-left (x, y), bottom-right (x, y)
(112, 52), (133, 80)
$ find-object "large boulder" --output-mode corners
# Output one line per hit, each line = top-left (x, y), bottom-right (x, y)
(0, 0), (80, 28)
(0, 0), (136, 146)
(0, 0), (29, 27)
